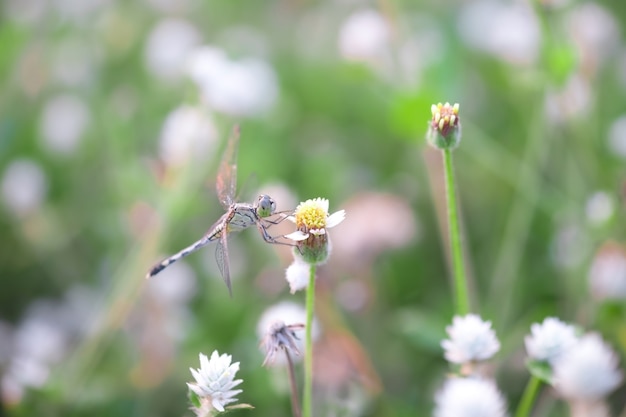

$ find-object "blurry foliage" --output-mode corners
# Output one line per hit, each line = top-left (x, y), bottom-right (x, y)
(1, 0), (626, 416)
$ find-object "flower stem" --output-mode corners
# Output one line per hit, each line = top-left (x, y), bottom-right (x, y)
(302, 264), (316, 417)
(442, 148), (470, 315)
(284, 349), (302, 417)
(514, 374), (542, 417)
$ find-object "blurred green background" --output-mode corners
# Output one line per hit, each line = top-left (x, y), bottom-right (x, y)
(1, 0), (626, 416)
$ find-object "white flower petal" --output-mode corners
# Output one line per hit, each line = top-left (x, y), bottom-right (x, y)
(285, 230), (309, 241)
(326, 209), (346, 228)
(187, 350), (243, 412)
(524, 317), (578, 364)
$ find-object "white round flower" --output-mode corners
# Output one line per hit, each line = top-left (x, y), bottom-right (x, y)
(40, 94), (90, 156)
(285, 258), (311, 293)
(441, 314), (500, 364)
(1, 159), (47, 216)
(608, 115), (626, 159)
(553, 333), (623, 401)
(187, 351), (243, 412)
(338, 9), (390, 61)
(585, 191), (614, 225)
(158, 105), (218, 167)
(524, 317), (578, 364)
(434, 377), (508, 417)
(186, 46), (278, 116)
(144, 18), (201, 82)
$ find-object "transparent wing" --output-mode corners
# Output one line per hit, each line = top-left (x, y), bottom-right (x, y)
(215, 125), (240, 208)
(215, 232), (232, 297)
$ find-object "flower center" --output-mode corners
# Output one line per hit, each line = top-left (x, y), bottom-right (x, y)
(295, 202), (327, 230)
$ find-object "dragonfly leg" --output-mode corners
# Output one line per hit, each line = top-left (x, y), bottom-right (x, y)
(256, 222), (298, 247)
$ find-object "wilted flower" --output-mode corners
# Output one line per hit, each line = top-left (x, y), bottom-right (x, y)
(524, 317), (578, 364)
(427, 102), (461, 150)
(187, 351), (243, 414)
(260, 321), (306, 366)
(434, 377), (508, 417)
(553, 333), (623, 401)
(256, 302), (318, 367)
(285, 198), (345, 265)
(441, 314), (500, 364)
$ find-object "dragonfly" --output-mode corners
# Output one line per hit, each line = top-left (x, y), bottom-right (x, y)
(146, 125), (291, 296)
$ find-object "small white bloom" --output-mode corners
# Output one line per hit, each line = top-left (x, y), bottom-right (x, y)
(1, 159), (47, 217)
(441, 314), (500, 364)
(186, 47), (278, 116)
(608, 115), (626, 159)
(144, 18), (201, 82)
(158, 105), (218, 167)
(524, 317), (578, 364)
(285, 258), (311, 293)
(39, 94), (90, 156)
(338, 9), (390, 62)
(585, 192), (614, 225)
(553, 333), (623, 401)
(187, 351), (243, 412)
(434, 377), (508, 417)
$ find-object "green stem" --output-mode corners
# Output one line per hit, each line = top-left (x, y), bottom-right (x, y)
(442, 148), (470, 315)
(514, 374), (542, 417)
(302, 264), (316, 417)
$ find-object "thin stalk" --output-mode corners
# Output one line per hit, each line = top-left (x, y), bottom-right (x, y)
(284, 349), (302, 417)
(442, 148), (470, 315)
(514, 374), (542, 417)
(302, 264), (316, 417)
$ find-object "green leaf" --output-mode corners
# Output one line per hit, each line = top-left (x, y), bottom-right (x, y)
(525, 359), (554, 384)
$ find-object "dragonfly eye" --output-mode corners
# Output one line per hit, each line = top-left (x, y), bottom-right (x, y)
(257, 195), (276, 217)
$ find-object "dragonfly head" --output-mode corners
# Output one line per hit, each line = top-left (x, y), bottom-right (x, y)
(256, 195), (277, 217)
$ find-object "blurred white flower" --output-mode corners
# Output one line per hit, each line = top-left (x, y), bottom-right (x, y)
(585, 192), (614, 225)
(553, 333), (623, 401)
(188, 351), (243, 413)
(588, 243), (626, 301)
(4, 0), (47, 26)
(51, 0), (109, 23)
(338, 9), (390, 62)
(40, 94), (90, 156)
(434, 377), (508, 417)
(186, 46), (278, 116)
(159, 105), (219, 167)
(565, 2), (619, 74)
(458, 0), (540, 66)
(285, 258), (310, 293)
(608, 115), (626, 159)
(146, 262), (197, 306)
(144, 18), (201, 82)
(441, 314), (500, 364)
(256, 301), (318, 367)
(1, 159), (47, 216)
(544, 75), (592, 125)
(550, 223), (590, 269)
(524, 317), (578, 364)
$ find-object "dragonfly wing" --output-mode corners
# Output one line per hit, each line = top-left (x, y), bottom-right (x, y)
(215, 125), (240, 209)
(215, 232), (233, 297)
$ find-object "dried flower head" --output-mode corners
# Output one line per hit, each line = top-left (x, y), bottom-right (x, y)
(187, 351), (243, 414)
(441, 314), (501, 364)
(260, 321), (306, 366)
(427, 102), (461, 150)
(285, 198), (345, 265)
